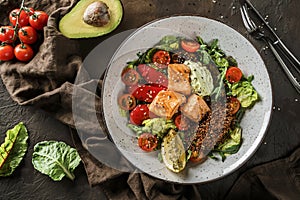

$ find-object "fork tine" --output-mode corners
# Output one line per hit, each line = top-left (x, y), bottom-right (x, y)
(240, 6), (252, 31)
(241, 5), (257, 32)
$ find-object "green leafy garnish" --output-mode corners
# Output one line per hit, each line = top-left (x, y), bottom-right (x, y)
(128, 118), (176, 139)
(230, 78), (259, 108)
(32, 141), (81, 181)
(212, 127), (242, 161)
(0, 122), (28, 177)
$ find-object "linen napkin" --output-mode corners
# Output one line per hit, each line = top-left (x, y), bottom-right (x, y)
(0, 0), (201, 199)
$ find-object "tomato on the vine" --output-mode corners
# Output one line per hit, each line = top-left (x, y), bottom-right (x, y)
(14, 43), (34, 62)
(181, 39), (200, 53)
(152, 50), (171, 68)
(0, 44), (14, 61)
(138, 133), (158, 152)
(18, 26), (38, 44)
(225, 66), (243, 83)
(9, 9), (29, 27)
(0, 26), (16, 43)
(29, 11), (49, 30)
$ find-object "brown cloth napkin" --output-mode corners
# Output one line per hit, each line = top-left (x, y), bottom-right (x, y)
(225, 147), (300, 200)
(0, 0), (201, 199)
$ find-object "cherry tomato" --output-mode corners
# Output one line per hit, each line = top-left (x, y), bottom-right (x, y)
(14, 44), (34, 62)
(9, 9), (29, 27)
(137, 64), (168, 87)
(29, 11), (49, 30)
(225, 66), (243, 83)
(138, 133), (158, 152)
(0, 26), (16, 43)
(152, 50), (171, 68)
(174, 115), (190, 131)
(181, 39), (200, 53)
(0, 44), (14, 61)
(229, 97), (241, 115)
(189, 151), (205, 163)
(121, 68), (140, 86)
(130, 104), (149, 125)
(18, 26), (38, 44)
(24, 7), (35, 16)
(118, 94), (136, 110)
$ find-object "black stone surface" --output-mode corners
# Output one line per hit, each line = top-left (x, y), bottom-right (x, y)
(0, 0), (299, 199)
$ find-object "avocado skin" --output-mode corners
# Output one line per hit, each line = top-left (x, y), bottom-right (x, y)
(59, 0), (123, 38)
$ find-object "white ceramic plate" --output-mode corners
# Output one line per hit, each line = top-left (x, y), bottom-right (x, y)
(102, 16), (272, 183)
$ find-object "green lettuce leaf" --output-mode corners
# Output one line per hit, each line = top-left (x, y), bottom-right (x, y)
(0, 122), (28, 177)
(32, 141), (81, 181)
(128, 118), (176, 139)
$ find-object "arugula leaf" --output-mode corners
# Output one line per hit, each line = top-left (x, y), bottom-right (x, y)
(0, 122), (28, 177)
(32, 141), (81, 181)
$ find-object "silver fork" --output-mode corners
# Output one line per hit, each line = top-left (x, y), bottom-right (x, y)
(240, 4), (300, 94)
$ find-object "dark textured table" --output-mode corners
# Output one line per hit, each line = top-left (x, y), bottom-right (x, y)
(1, 0), (299, 199)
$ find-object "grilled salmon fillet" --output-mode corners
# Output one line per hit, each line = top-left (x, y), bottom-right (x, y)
(149, 90), (186, 119)
(168, 64), (191, 95)
(181, 94), (210, 122)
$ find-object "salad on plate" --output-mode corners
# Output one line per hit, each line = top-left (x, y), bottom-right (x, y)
(117, 35), (259, 173)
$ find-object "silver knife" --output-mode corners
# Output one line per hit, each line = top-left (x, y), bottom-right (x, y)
(245, 0), (300, 68)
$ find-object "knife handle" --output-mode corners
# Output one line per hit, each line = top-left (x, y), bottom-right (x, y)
(266, 39), (300, 94)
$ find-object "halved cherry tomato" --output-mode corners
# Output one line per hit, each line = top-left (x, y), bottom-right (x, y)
(118, 94), (136, 110)
(137, 64), (168, 87)
(14, 43), (34, 62)
(174, 114), (189, 131)
(9, 9), (29, 27)
(181, 39), (200, 53)
(138, 133), (158, 152)
(152, 50), (171, 68)
(29, 11), (49, 30)
(18, 26), (38, 44)
(0, 26), (16, 43)
(189, 151), (205, 163)
(121, 68), (140, 86)
(0, 44), (14, 61)
(225, 66), (243, 83)
(229, 97), (240, 115)
(130, 104), (150, 125)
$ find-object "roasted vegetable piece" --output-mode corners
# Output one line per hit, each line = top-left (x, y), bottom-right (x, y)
(131, 84), (166, 103)
(130, 104), (150, 125)
(161, 129), (186, 173)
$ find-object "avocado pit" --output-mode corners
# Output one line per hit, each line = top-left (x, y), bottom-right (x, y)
(83, 1), (110, 27)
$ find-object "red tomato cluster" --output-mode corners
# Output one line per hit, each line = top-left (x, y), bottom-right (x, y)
(0, 7), (48, 62)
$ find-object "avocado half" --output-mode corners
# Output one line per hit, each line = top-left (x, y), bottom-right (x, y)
(59, 0), (123, 38)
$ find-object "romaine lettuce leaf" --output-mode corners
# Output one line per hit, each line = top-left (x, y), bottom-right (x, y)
(32, 141), (81, 181)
